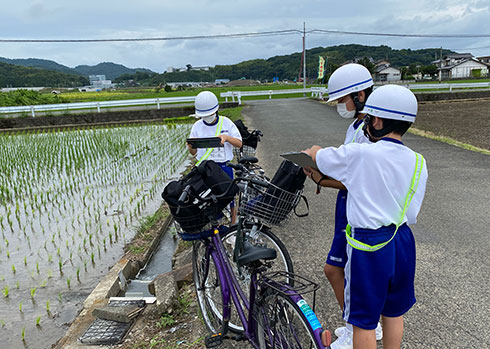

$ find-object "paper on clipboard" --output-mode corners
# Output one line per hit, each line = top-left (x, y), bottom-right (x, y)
(280, 152), (319, 170)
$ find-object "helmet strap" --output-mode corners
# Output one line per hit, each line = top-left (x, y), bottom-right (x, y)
(351, 93), (365, 119)
(364, 116), (399, 141)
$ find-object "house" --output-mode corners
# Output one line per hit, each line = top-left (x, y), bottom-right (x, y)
(433, 53), (489, 79)
(478, 55), (490, 64)
(373, 63), (401, 82)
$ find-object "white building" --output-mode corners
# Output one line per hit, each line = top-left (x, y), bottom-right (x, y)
(373, 64), (401, 82)
(434, 53), (489, 79)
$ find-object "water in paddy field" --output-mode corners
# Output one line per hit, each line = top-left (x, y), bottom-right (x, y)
(0, 122), (192, 348)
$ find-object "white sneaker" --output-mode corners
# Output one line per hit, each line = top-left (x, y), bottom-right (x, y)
(330, 328), (353, 349)
(334, 322), (383, 341)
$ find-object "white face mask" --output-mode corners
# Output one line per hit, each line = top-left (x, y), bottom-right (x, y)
(202, 114), (216, 123)
(336, 103), (356, 119)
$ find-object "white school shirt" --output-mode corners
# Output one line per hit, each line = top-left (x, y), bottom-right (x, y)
(316, 138), (428, 230)
(344, 119), (371, 145)
(189, 116), (242, 163)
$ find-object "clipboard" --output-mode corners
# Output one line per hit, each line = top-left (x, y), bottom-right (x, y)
(280, 151), (319, 170)
(186, 137), (223, 149)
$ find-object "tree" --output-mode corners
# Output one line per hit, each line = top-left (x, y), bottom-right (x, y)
(164, 84), (172, 92)
(186, 64), (192, 71)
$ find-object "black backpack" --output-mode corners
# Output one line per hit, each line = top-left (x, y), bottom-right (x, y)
(234, 119), (261, 149)
(162, 160), (238, 233)
(244, 160), (307, 225)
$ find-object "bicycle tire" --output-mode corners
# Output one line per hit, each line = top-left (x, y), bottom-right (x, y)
(193, 226), (294, 334)
(192, 241), (225, 334)
(254, 288), (323, 349)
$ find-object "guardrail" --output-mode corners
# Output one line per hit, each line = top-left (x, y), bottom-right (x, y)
(0, 96), (197, 118)
(220, 88), (314, 104)
(2, 81), (490, 117)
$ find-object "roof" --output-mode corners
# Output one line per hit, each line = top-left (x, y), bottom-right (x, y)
(444, 53), (473, 59)
(375, 64), (400, 73)
(439, 58), (490, 70)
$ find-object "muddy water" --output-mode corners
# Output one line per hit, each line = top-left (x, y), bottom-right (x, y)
(0, 123), (192, 348)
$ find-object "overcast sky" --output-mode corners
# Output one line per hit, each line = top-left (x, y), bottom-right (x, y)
(0, 0), (489, 73)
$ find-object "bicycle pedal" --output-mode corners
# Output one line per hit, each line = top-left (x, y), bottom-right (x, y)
(205, 332), (224, 347)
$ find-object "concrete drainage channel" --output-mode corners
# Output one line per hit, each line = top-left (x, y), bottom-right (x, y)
(54, 208), (188, 348)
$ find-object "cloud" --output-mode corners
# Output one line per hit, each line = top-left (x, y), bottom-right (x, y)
(0, 0), (489, 71)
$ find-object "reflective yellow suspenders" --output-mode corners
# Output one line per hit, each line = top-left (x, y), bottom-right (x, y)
(195, 116), (224, 166)
(351, 121), (364, 143)
(345, 152), (425, 252)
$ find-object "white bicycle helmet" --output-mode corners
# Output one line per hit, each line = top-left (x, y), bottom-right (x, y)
(327, 63), (374, 102)
(361, 84), (417, 123)
(195, 91), (219, 117)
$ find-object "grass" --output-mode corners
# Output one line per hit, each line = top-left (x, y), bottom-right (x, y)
(408, 128), (490, 156)
(57, 84), (314, 103)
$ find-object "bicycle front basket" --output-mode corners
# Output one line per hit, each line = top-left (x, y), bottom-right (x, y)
(240, 182), (302, 226)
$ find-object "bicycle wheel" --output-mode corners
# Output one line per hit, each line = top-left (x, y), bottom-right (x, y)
(193, 226), (294, 334)
(255, 289), (322, 349)
(221, 224), (294, 285)
(192, 241), (225, 334)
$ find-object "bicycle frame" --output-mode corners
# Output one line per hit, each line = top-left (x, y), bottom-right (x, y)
(201, 227), (261, 345)
(199, 227), (327, 348)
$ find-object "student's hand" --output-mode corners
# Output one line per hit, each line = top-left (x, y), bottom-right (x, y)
(303, 166), (314, 177)
(218, 134), (229, 145)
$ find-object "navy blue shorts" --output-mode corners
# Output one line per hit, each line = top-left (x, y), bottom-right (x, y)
(217, 162), (235, 208)
(344, 224), (416, 330)
(326, 190), (348, 267)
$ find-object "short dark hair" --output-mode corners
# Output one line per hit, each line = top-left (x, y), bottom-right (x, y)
(380, 118), (412, 136)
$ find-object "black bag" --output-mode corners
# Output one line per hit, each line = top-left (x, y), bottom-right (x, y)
(162, 160), (238, 233)
(245, 160), (307, 225)
(234, 119), (260, 149)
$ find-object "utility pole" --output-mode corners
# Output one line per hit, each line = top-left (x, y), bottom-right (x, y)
(303, 22), (306, 95)
(439, 46), (442, 82)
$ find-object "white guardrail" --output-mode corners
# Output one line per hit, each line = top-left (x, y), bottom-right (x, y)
(1, 82), (490, 117)
(0, 96), (197, 118)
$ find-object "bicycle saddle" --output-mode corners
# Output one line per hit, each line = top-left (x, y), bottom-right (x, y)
(238, 156), (258, 164)
(237, 241), (277, 266)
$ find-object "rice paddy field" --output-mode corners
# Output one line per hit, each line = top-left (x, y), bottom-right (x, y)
(0, 122), (192, 348)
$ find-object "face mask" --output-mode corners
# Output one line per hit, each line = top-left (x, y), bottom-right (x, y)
(202, 114), (216, 123)
(336, 103), (356, 119)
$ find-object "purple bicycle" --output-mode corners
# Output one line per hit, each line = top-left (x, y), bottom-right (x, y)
(173, 172), (332, 348)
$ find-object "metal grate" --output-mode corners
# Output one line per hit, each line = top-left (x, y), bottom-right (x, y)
(79, 299), (145, 345)
(79, 318), (132, 345)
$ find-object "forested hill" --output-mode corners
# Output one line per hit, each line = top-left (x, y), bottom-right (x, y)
(0, 62), (89, 87)
(0, 57), (154, 80)
(72, 62), (154, 80)
(116, 44), (455, 84)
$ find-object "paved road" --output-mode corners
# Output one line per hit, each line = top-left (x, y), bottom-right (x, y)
(240, 98), (490, 349)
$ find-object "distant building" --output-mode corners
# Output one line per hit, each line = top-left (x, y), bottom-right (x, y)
(89, 74), (113, 89)
(433, 53), (489, 79)
(373, 62), (401, 82)
(477, 55), (490, 64)
(214, 79), (230, 85)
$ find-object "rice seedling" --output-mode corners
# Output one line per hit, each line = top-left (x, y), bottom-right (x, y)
(30, 287), (36, 299)
(46, 300), (51, 312)
(11, 264), (16, 274)
(1, 319), (5, 327)
(66, 278), (71, 289)
(19, 302), (23, 312)
(16, 281), (20, 289)
(36, 316), (41, 326)
(3, 286), (9, 297)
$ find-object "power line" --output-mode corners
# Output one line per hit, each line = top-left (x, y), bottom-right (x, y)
(0, 29), (302, 43)
(2, 27), (490, 44)
(309, 29), (490, 38)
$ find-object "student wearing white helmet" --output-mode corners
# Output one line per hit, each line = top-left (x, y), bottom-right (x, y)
(304, 84), (428, 349)
(188, 91), (242, 223)
(317, 63), (383, 345)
